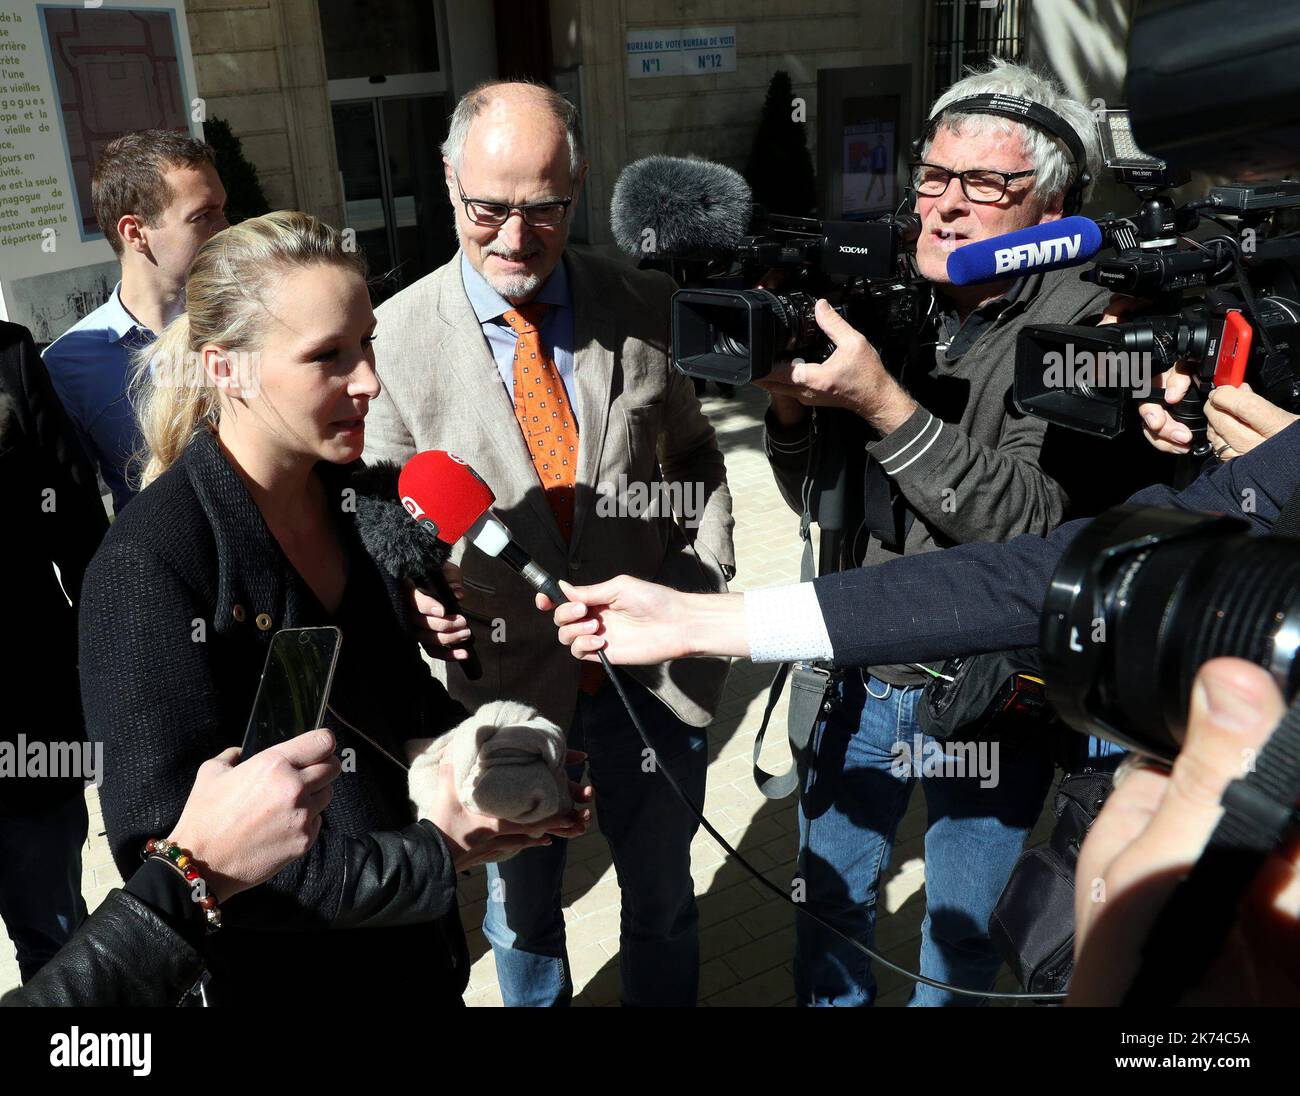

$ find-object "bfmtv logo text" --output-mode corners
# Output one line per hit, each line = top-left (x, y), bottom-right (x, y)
(994, 232), (1084, 275)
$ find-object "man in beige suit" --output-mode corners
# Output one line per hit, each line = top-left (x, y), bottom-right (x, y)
(363, 81), (734, 1006)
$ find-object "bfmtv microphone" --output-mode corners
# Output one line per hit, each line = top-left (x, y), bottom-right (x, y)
(398, 451), (569, 607)
(945, 216), (1104, 286)
(609, 155), (753, 258)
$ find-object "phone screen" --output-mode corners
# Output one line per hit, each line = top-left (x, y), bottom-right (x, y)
(241, 627), (342, 759)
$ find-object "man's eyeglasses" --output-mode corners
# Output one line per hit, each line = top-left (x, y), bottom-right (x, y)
(455, 175), (574, 227)
(911, 162), (1036, 203)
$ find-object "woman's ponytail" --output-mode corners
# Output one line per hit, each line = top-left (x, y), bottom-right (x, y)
(130, 312), (218, 489)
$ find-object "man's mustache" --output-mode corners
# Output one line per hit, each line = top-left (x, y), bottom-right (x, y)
(484, 245), (541, 261)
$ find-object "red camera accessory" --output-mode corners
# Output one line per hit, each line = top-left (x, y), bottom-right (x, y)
(1211, 308), (1253, 388)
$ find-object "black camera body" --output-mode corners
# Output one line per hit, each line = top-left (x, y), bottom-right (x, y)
(1013, 176), (1300, 445)
(666, 212), (923, 385)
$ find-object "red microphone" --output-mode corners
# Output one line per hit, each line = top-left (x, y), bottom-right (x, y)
(398, 450), (568, 605)
(399, 450), (495, 543)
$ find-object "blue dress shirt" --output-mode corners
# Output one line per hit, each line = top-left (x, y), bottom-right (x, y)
(459, 252), (579, 425)
(41, 283), (154, 513)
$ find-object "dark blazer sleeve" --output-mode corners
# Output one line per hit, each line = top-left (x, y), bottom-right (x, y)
(811, 420), (1300, 667)
(79, 538), (461, 931)
(2, 323), (107, 600)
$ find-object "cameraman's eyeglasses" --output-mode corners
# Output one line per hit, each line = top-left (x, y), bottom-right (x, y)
(455, 175), (574, 227)
(911, 162), (1037, 203)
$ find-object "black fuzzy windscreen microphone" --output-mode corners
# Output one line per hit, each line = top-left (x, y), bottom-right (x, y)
(609, 155), (753, 258)
(350, 460), (482, 681)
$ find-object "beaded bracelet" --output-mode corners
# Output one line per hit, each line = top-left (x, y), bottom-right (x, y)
(143, 837), (222, 934)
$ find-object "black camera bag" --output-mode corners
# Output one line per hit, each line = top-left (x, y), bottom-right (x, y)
(917, 647), (1054, 740)
(988, 757), (1122, 996)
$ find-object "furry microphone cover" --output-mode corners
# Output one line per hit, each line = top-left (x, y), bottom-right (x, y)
(610, 155), (753, 256)
(407, 699), (572, 846)
(350, 460), (482, 679)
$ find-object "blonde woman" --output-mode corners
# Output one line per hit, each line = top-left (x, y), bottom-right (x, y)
(78, 211), (586, 1006)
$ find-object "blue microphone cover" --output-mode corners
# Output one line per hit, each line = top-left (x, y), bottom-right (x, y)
(945, 216), (1103, 286)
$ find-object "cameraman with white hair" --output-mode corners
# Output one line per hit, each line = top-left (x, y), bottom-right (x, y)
(755, 59), (1145, 1007)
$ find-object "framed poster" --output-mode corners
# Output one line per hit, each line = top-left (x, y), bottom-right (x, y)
(0, 1), (200, 337)
(818, 65), (916, 222)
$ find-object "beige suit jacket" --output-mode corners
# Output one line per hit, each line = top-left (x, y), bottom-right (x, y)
(364, 247), (734, 730)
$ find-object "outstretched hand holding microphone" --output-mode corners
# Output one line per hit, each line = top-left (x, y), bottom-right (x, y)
(392, 450), (740, 668)
(536, 577), (748, 664)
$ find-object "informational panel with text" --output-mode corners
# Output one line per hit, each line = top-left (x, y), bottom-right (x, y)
(0, 0), (199, 341)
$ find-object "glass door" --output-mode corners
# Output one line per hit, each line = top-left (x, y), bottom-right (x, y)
(331, 100), (394, 279)
(321, 0), (456, 299)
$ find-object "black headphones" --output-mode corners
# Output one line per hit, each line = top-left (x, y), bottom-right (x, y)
(909, 93), (1092, 216)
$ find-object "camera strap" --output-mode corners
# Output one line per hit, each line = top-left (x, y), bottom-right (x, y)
(752, 459), (836, 799)
(751, 659), (833, 799)
(1121, 694), (1300, 1005)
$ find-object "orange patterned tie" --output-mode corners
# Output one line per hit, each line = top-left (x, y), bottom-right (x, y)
(504, 303), (578, 541)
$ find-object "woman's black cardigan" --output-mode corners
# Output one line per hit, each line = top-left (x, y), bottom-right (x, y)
(78, 429), (470, 1005)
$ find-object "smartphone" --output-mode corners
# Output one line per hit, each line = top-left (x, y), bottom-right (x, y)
(241, 627), (342, 759)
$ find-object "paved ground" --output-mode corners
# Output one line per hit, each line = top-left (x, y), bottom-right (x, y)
(0, 382), (1056, 1004)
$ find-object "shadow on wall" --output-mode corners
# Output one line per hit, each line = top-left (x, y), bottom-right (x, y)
(1026, 0), (1133, 107)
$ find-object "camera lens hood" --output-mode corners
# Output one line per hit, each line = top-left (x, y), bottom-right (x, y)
(1041, 504), (1249, 758)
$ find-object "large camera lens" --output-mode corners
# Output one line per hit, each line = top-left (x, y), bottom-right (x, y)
(768, 291), (822, 357)
(672, 288), (773, 385)
(710, 313), (751, 359)
(1041, 505), (1300, 760)
(671, 287), (830, 384)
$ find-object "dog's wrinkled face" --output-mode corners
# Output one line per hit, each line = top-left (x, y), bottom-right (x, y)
(407, 701), (571, 848)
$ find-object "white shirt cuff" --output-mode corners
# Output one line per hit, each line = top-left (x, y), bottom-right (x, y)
(744, 583), (834, 663)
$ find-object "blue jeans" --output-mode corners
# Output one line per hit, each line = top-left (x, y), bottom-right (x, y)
(0, 792), (89, 983)
(483, 676), (707, 1006)
(795, 673), (1055, 1007)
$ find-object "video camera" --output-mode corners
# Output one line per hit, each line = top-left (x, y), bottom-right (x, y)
(1038, 0), (1300, 760)
(1012, 109), (1300, 449)
(669, 211), (922, 386)
(607, 155), (923, 386)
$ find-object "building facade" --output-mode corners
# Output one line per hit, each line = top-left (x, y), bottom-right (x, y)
(183, 0), (1134, 291)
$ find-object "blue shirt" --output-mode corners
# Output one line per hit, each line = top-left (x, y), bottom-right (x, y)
(459, 252), (579, 425)
(42, 283), (153, 513)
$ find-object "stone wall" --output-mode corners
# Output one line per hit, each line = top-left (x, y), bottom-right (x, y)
(184, 0), (344, 227)
(551, 0), (926, 245)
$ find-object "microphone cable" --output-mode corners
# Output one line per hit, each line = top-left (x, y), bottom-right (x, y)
(564, 612), (1070, 1003)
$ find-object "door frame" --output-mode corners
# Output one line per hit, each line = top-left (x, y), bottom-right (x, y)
(324, 1), (453, 282)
